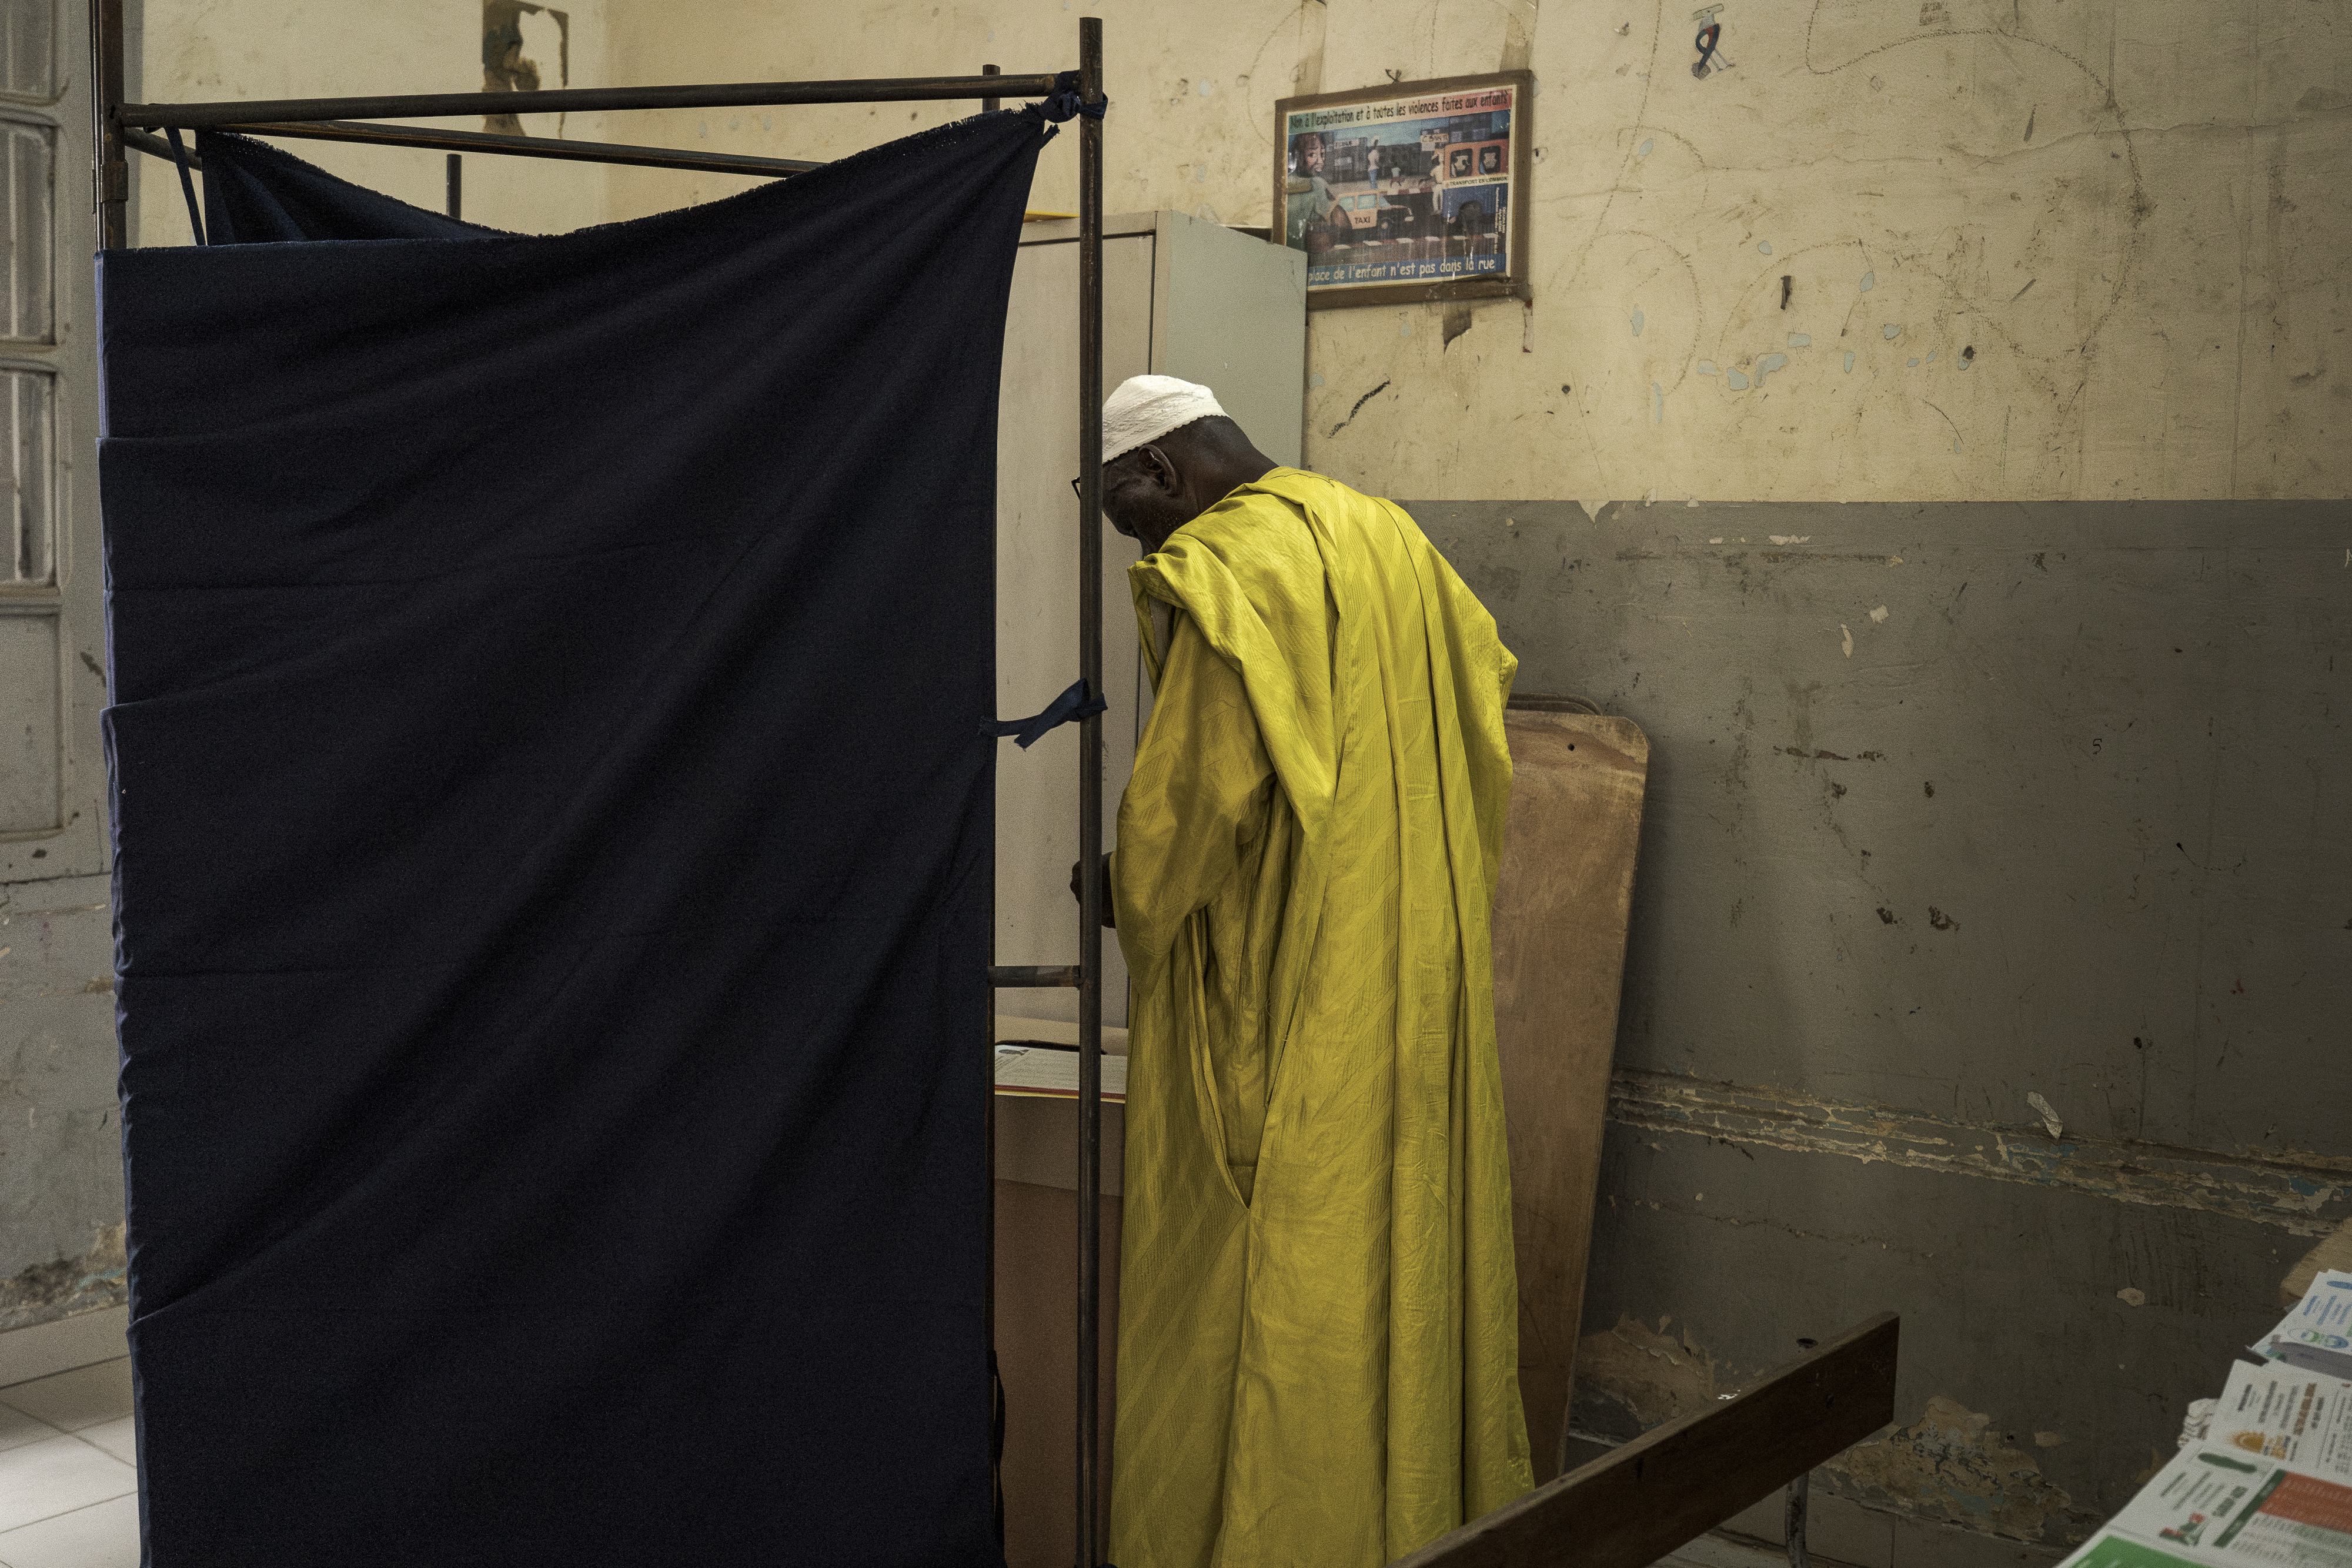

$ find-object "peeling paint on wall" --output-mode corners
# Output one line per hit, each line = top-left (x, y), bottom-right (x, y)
(1570, 1312), (1723, 1437)
(482, 1), (571, 136)
(1611, 1069), (2351, 1238)
(1827, 1396), (2099, 1546)
(1573, 1316), (2099, 1549)
(1825, 1401), (2089, 1542)
(1, 881), (128, 1329)
(0, 1222), (126, 1333)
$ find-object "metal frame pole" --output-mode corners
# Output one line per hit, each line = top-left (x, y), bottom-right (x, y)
(983, 52), (1005, 1549)
(92, 0), (125, 249)
(1073, 16), (1105, 1568)
(157, 118), (821, 179)
(116, 73), (1060, 130)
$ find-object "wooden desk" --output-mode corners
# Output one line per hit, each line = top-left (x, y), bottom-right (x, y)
(991, 1018), (1124, 1567)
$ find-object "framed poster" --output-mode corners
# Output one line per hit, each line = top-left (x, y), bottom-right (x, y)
(1272, 71), (1531, 311)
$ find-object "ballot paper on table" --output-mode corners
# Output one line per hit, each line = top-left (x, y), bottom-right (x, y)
(2209, 1360), (2352, 1480)
(994, 1042), (1128, 1102)
(2250, 1272), (2352, 1382)
(2055, 1442), (2352, 1568)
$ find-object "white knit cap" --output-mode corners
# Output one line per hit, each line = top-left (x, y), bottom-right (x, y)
(1101, 375), (1227, 466)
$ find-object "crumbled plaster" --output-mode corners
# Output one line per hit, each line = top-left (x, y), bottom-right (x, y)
(1571, 1311), (1723, 1436)
(1827, 1396), (2097, 1546)
(1, 1222), (127, 1333)
(1611, 1068), (2352, 1238)
(1572, 1314), (2100, 1548)
(1, 886), (129, 1327)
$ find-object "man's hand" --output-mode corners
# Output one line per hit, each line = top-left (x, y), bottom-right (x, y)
(1068, 855), (1116, 929)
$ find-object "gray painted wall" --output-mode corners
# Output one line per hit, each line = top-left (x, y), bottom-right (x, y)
(1414, 497), (2351, 1560)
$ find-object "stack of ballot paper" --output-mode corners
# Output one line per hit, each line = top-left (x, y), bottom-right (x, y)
(993, 1041), (1129, 1102)
(2247, 1271), (2352, 1384)
(2058, 1271), (2352, 1568)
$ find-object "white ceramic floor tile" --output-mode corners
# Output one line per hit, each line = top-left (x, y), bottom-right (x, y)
(0, 1403), (58, 1456)
(0, 1363), (132, 1435)
(0, 1492), (141, 1568)
(0, 1436), (136, 1533)
(68, 1418), (133, 1467)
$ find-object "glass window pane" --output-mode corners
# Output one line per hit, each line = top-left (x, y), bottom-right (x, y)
(0, 0), (51, 102)
(0, 118), (50, 345)
(2, 367), (51, 586)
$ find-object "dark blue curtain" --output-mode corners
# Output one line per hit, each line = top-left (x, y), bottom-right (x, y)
(199, 130), (496, 240)
(99, 115), (1045, 1566)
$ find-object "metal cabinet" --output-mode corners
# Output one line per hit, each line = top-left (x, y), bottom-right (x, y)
(993, 209), (1304, 1030)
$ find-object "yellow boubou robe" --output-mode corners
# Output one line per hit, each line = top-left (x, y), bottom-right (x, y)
(1107, 468), (1532, 1568)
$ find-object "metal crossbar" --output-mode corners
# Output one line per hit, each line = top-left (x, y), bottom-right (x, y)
(192, 119), (822, 179)
(115, 74), (1063, 130)
(88, 3), (1111, 1561)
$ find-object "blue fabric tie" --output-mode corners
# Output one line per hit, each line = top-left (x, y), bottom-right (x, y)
(1031, 71), (1109, 123)
(987, 678), (1107, 748)
(164, 127), (207, 246)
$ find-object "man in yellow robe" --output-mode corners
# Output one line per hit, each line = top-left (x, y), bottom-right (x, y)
(1085, 375), (1532, 1567)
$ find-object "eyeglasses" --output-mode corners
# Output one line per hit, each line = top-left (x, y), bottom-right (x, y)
(1074, 459), (1141, 502)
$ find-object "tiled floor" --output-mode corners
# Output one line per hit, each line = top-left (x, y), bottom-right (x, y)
(0, 1358), (138, 1568)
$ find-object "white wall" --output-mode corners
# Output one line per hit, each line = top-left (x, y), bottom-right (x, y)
(600, 0), (2351, 503)
(136, 0), (612, 240)
(1306, 0), (2352, 503)
(599, 0), (1329, 225)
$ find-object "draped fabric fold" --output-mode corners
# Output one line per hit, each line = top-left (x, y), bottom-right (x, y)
(196, 129), (497, 242)
(101, 116), (1047, 1567)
